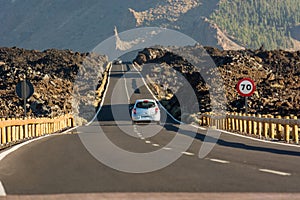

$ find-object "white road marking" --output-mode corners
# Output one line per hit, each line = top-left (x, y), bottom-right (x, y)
(152, 144), (160, 147)
(145, 141), (151, 144)
(134, 62), (300, 149)
(163, 147), (172, 150)
(87, 62), (113, 125)
(259, 169), (291, 176)
(140, 137), (145, 140)
(0, 123), (73, 162)
(0, 181), (6, 196)
(181, 151), (195, 156)
(132, 63), (183, 124)
(220, 129), (300, 148)
(210, 159), (230, 164)
(0, 126), (78, 162)
(122, 64), (130, 102)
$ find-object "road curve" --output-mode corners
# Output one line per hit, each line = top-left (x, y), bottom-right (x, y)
(0, 64), (300, 199)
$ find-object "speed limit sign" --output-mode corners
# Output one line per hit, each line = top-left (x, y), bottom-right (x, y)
(237, 78), (256, 97)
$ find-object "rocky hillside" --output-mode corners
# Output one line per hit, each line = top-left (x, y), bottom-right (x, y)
(134, 47), (300, 119)
(0, 47), (107, 121)
(210, 0), (300, 50)
(2, 0), (299, 52)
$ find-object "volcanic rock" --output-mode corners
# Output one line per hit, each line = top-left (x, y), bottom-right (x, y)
(134, 46), (300, 119)
(0, 47), (107, 121)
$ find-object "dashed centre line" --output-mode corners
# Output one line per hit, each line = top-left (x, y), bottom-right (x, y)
(145, 141), (151, 144)
(181, 151), (195, 156)
(259, 169), (291, 176)
(210, 159), (230, 164)
(152, 144), (160, 147)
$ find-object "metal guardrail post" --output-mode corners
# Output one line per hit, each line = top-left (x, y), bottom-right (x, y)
(292, 116), (299, 144)
(252, 114), (257, 135)
(269, 115), (275, 139)
(1, 126), (6, 144)
(263, 115), (269, 138)
(242, 113), (246, 133)
(284, 116), (290, 143)
(257, 114), (262, 137)
(247, 114), (252, 134)
(7, 120), (12, 143)
(276, 116), (282, 140)
(12, 119), (16, 141)
(24, 118), (29, 138)
(231, 113), (235, 131)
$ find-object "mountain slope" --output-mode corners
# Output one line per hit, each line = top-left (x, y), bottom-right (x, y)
(1, 0), (300, 51)
(210, 0), (300, 50)
(0, 0), (155, 51)
(0, 0), (238, 51)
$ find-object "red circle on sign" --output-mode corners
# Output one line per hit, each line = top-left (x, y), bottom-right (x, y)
(236, 78), (256, 97)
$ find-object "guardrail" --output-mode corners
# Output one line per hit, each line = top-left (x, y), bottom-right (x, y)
(0, 62), (111, 147)
(198, 113), (300, 144)
(0, 114), (74, 147)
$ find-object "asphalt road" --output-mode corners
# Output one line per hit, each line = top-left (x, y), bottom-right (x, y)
(0, 64), (300, 199)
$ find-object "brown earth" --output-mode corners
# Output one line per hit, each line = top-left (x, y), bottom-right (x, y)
(134, 46), (300, 120)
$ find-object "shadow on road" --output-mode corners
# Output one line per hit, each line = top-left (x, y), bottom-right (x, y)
(164, 123), (300, 157)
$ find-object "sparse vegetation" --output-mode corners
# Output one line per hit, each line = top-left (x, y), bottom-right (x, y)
(210, 0), (300, 50)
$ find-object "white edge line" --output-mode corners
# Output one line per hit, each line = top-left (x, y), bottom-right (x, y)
(0, 127), (78, 197)
(132, 63), (183, 124)
(0, 126), (78, 162)
(0, 181), (6, 196)
(85, 62), (300, 150)
(259, 169), (291, 176)
(210, 158), (230, 164)
(220, 129), (300, 148)
(0, 62), (110, 194)
(132, 63), (300, 149)
(87, 62), (113, 125)
(122, 64), (130, 102)
(193, 123), (300, 148)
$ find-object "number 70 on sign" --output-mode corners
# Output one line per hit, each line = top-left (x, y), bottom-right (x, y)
(236, 78), (256, 97)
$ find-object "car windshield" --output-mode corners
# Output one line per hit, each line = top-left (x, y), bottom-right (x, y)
(136, 101), (155, 109)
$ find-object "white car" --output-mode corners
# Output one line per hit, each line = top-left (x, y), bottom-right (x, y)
(113, 59), (122, 64)
(131, 99), (160, 124)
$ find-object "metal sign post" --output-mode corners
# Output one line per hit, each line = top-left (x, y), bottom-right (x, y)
(245, 96), (248, 114)
(16, 79), (34, 117)
(23, 78), (27, 116)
